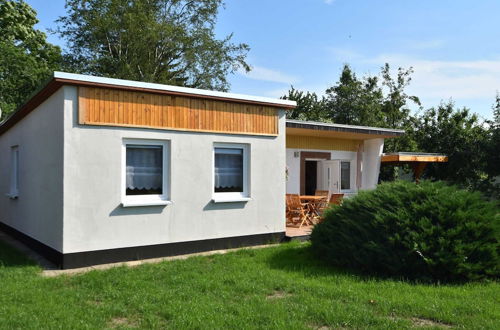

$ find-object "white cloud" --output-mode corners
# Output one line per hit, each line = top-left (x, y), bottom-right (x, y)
(328, 48), (500, 102)
(240, 65), (299, 84)
(368, 54), (500, 99)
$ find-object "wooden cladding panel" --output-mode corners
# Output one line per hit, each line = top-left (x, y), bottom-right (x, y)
(381, 154), (449, 163)
(286, 134), (360, 151)
(78, 87), (279, 135)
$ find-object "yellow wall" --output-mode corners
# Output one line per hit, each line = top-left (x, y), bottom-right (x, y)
(286, 135), (360, 151)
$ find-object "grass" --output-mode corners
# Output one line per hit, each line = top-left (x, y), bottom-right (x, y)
(0, 240), (499, 329)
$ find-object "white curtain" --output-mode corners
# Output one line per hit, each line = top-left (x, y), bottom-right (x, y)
(126, 145), (162, 190)
(214, 148), (243, 190)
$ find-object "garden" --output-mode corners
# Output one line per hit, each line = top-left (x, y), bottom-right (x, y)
(0, 240), (498, 329)
(0, 181), (499, 329)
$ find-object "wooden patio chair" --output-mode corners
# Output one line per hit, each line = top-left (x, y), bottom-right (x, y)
(285, 194), (294, 225)
(329, 193), (344, 206)
(314, 196), (329, 221)
(286, 194), (311, 228)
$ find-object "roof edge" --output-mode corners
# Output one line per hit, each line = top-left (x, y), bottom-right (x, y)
(54, 72), (296, 108)
(286, 119), (405, 137)
(0, 79), (63, 136)
(0, 72), (297, 136)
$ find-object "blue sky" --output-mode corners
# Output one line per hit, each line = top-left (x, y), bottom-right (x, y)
(27, 0), (500, 119)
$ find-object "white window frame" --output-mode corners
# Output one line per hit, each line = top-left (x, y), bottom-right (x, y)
(7, 146), (19, 199)
(212, 143), (251, 203)
(121, 139), (170, 207)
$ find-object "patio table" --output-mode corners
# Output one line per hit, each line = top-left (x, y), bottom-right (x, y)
(299, 195), (327, 223)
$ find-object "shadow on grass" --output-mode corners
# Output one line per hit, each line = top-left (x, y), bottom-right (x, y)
(266, 242), (366, 280)
(0, 240), (37, 268)
(267, 243), (480, 286)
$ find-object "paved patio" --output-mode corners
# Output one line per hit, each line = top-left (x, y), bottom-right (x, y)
(285, 225), (314, 238)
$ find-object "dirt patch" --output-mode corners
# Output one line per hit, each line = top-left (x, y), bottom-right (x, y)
(88, 299), (103, 306)
(389, 315), (452, 328)
(307, 324), (332, 330)
(266, 290), (292, 300)
(410, 317), (452, 328)
(108, 317), (139, 328)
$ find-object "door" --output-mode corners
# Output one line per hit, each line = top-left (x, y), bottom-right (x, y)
(322, 160), (340, 194)
(304, 160), (318, 195)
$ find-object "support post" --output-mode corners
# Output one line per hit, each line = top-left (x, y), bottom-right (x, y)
(412, 163), (427, 183)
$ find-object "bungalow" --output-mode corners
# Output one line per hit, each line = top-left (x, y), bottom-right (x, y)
(0, 72), (402, 269)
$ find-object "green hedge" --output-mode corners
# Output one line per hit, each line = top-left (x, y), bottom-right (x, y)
(311, 180), (500, 282)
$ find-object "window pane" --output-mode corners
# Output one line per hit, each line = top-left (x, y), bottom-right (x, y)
(214, 148), (243, 193)
(10, 146), (19, 195)
(126, 145), (163, 195)
(341, 161), (350, 190)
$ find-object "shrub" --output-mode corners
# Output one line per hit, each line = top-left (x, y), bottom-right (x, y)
(311, 180), (500, 282)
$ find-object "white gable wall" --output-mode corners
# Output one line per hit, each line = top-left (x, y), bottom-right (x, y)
(0, 89), (65, 251)
(62, 86), (286, 253)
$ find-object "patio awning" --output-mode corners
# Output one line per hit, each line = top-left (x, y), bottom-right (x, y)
(381, 152), (448, 163)
(381, 152), (448, 183)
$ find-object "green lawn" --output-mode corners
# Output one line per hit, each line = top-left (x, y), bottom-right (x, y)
(0, 240), (498, 329)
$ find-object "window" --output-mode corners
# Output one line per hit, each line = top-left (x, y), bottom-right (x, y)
(340, 161), (351, 190)
(122, 139), (169, 207)
(9, 146), (19, 198)
(213, 143), (250, 202)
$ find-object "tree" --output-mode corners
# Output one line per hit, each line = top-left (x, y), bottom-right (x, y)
(0, 0), (62, 121)
(324, 64), (384, 127)
(486, 93), (500, 178)
(410, 101), (489, 189)
(56, 0), (250, 91)
(281, 87), (327, 121)
(380, 64), (420, 129)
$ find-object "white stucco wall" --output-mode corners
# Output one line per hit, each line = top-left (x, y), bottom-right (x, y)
(361, 138), (384, 189)
(286, 149), (301, 194)
(286, 148), (358, 195)
(0, 89), (65, 251)
(62, 86), (286, 253)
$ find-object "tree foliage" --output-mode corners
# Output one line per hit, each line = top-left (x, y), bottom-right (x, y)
(486, 93), (500, 178)
(0, 0), (62, 120)
(324, 64), (384, 127)
(409, 102), (490, 189)
(55, 0), (250, 91)
(281, 64), (500, 197)
(281, 87), (326, 121)
(283, 64), (420, 134)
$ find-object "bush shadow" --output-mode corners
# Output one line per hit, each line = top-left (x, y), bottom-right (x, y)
(266, 242), (368, 280)
(267, 243), (477, 286)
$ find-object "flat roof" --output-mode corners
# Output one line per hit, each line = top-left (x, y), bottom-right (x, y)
(0, 72), (296, 136)
(286, 119), (405, 139)
(381, 152), (448, 163)
(53, 72), (296, 108)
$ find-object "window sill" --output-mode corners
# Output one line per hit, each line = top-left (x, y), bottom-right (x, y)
(212, 197), (252, 203)
(121, 200), (172, 207)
